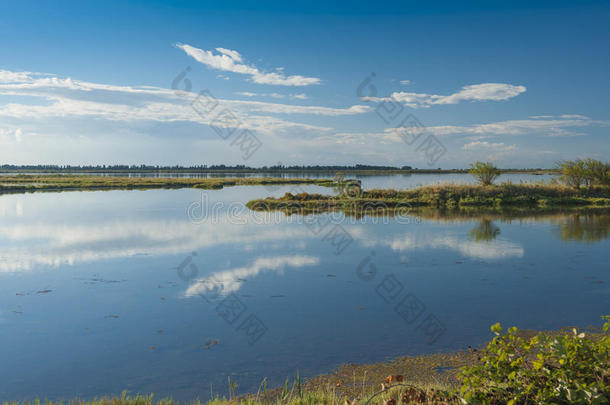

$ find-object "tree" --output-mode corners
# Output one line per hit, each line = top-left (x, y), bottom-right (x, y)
(558, 159), (587, 188)
(558, 158), (609, 188)
(469, 162), (500, 186)
(583, 158), (610, 186)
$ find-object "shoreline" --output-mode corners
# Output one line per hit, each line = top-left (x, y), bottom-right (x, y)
(5, 325), (606, 404)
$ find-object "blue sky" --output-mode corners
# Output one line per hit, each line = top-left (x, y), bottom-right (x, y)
(1, 0), (609, 168)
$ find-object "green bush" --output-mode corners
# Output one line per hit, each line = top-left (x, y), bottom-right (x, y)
(458, 316), (610, 404)
(470, 162), (501, 186)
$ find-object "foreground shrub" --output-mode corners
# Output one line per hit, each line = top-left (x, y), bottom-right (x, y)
(469, 162), (501, 186)
(458, 316), (610, 404)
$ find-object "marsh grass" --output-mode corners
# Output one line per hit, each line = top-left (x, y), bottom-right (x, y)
(0, 392), (342, 405)
(1, 385), (460, 405)
(247, 182), (610, 215)
(0, 175), (340, 195)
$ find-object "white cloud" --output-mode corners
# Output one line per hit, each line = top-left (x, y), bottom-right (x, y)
(465, 135), (494, 141)
(291, 93), (308, 100)
(363, 83), (526, 108)
(0, 70), (36, 82)
(559, 114), (589, 119)
(215, 47), (243, 63)
(437, 83), (526, 104)
(462, 141), (517, 152)
(176, 43), (320, 86)
(399, 80), (411, 85)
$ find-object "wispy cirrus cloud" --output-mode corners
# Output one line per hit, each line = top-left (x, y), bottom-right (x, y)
(0, 70), (366, 138)
(312, 114), (605, 165)
(236, 91), (309, 100)
(363, 83), (526, 108)
(176, 44), (321, 86)
(297, 114), (604, 150)
(385, 115), (606, 139)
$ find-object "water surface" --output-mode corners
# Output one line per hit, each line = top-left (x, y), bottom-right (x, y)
(0, 179), (607, 401)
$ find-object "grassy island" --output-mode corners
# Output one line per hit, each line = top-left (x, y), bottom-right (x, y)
(246, 183), (610, 215)
(0, 175), (342, 195)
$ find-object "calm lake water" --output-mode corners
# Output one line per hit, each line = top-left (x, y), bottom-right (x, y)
(0, 175), (607, 401)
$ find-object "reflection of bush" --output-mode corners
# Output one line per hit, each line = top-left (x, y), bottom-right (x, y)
(556, 213), (610, 242)
(469, 218), (500, 241)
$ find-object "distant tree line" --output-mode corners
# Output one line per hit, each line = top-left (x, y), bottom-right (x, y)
(0, 164), (552, 173)
(0, 164), (415, 172)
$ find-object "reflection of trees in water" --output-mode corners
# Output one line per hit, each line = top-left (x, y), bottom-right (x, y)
(466, 214), (609, 243)
(556, 214), (610, 242)
(469, 218), (501, 241)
